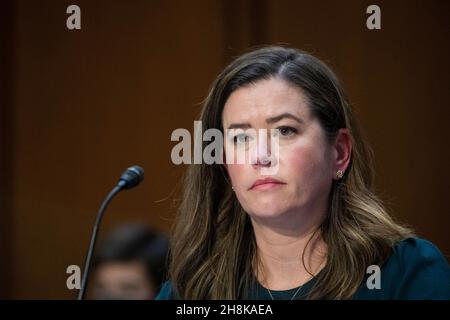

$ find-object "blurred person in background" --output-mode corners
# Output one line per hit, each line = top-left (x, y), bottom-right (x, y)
(90, 223), (169, 300)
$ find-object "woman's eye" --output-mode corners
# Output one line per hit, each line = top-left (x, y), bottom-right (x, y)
(277, 126), (297, 137)
(233, 134), (251, 144)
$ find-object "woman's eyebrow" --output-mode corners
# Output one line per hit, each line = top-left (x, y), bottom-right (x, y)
(227, 123), (252, 130)
(227, 113), (303, 129)
(266, 113), (304, 125)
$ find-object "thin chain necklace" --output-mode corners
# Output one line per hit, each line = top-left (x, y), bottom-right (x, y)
(266, 283), (303, 300)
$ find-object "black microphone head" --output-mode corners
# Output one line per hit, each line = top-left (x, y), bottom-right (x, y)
(118, 165), (144, 189)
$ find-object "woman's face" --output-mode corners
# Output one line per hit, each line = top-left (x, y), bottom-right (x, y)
(222, 77), (347, 225)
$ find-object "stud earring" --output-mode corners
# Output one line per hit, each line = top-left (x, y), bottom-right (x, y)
(335, 170), (344, 179)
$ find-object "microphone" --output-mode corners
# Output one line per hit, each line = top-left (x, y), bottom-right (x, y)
(77, 165), (144, 300)
(118, 165), (144, 189)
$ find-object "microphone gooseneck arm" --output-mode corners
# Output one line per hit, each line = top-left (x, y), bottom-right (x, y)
(77, 165), (143, 300)
(77, 182), (124, 300)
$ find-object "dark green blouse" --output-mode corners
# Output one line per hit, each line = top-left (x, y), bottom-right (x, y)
(155, 237), (450, 300)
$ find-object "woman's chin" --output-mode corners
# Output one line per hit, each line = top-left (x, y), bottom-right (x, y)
(247, 205), (288, 220)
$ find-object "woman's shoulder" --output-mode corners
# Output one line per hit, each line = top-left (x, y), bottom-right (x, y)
(155, 281), (176, 300)
(154, 238), (450, 300)
(392, 237), (448, 264)
(354, 236), (450, 299)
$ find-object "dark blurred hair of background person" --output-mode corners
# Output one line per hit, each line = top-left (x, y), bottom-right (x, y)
(90, 223), (169, 300)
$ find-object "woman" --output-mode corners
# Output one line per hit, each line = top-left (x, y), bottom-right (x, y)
(157, 46), (450, 299)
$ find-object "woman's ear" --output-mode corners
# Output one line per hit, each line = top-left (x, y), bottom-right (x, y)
(333, 128), (352, 174)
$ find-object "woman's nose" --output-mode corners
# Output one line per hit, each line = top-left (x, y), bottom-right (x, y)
(251, 133), (272, 167)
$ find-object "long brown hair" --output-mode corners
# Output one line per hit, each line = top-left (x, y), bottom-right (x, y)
(168, 46), (413, 299)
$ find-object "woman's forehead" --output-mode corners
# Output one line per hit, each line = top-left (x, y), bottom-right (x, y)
(222, 78), (311, 126)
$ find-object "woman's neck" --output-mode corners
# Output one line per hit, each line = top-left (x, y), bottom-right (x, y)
(251, 215), (327, 291)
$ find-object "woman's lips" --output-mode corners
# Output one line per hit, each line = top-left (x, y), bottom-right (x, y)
(249, 178), (286, 190)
